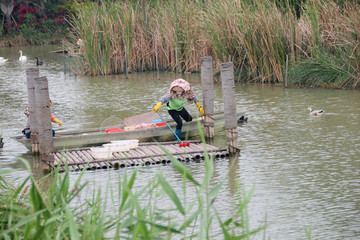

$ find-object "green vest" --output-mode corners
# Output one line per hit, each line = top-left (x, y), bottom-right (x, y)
(167, 98), (187, 111)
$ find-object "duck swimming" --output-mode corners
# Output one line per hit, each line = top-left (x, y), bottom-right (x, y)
(0, 57), (8, 63)
(308, 107), (324, 116)
(35, 57), (43, 66)
(237, 115), (248, 123)
(18, 50), (27, 61)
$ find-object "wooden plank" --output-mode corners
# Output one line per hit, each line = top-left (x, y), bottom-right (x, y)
(124, 111), (159, 127)
(49, 141), (228, 172)
(84, 150), (103, 169)
(77, 150), (97, 170)
(71, 151), (90, 170)
(64, 151), (82, 171)
(59, 151), (76, 171)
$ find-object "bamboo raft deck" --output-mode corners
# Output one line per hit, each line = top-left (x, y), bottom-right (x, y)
(52, 140), (229, 172)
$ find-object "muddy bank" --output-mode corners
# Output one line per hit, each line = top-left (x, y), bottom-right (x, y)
(0, 35), (62, 48)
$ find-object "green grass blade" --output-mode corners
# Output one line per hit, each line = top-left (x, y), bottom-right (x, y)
(156, 172), (185, 215)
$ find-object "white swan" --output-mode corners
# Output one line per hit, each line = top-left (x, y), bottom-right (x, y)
(18, 50), (27, 61)
(0, 57), (8, 63)
(308, 107), (324, 116)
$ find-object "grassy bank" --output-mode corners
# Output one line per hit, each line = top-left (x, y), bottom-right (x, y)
(64, 0), (359, 88)
(0, 147), (264, 239)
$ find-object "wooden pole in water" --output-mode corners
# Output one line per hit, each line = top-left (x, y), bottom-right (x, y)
(26, 68), (40, 153)
(284, 54), (288, 88)
(34, 76), (54, 170)
(124, 44), (128, 79)
(200, 56), (214, 138)
(220, 62), (239, 153)
(62, 41), (66, 75)
(175, 47), (179, 78)
(155, 39), (160, 80)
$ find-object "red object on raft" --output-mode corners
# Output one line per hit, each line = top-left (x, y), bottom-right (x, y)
(179, 142), (190, 147)
(105, 128), (125, 133)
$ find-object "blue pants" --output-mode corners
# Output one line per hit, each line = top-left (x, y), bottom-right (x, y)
(24, 129), (55, 139)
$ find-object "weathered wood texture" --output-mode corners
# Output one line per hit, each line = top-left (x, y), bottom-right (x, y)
(220, 62), (239, 153)
(34, 76), (54, 166)
(201, 56), (215, 138)
(51, 141), (229, 172)
(26, 68), (40, 152)
(124, 111), (158, 127)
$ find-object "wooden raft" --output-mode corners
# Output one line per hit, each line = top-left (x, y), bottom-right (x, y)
(52, 140), (229, 172)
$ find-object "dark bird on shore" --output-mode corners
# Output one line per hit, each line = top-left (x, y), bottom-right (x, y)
(0, 137), (4, 148)
(35, 57), (43, 66)
(237, 115), (248, 123)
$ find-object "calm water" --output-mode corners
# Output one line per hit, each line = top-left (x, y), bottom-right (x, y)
(0, 46), (359, 239)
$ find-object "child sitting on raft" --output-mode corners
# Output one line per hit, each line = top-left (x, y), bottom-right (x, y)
(22, 99), (63, 139)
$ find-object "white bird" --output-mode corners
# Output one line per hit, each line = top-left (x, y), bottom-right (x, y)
(308, 107), (324, 116)
(76, 38), (84, 47)
(0, 57), (8, 63)
(18, 50), (27, 61)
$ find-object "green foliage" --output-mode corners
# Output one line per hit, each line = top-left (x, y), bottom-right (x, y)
(20, 14), (37, 39)
(288, 51), (358, 88)
(0, 148), (264, 239)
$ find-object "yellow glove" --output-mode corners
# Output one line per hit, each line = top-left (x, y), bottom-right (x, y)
(52, 117), (63, 126)
(153, 102), (162, 113)
(196, 102), (205, 115)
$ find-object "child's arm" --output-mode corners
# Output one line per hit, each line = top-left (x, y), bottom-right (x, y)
(153, 96), (171, 113)
(193, 96), (205, 115)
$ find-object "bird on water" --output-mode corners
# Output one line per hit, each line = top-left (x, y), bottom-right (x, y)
(237, 115), (248, 123)
(308, 107), (324, 116)
(35, 57), (43, 66)
(18, 50), (27, 61)
(0, 57), (8, 63)
(0, 137), (4, 148)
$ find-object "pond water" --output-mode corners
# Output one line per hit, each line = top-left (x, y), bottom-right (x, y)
(0, 45), (359, 239)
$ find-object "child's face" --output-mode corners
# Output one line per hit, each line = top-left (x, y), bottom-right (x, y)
(171, 86), (184, 95)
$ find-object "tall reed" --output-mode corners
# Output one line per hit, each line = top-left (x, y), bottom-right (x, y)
(64, 0), (359, 88)
(288, 0), (360, 88)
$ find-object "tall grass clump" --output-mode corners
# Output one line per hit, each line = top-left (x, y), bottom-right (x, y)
(1, 149), (264, 239)
(153, 0), (210, 73)
(203, 0), (295, 83)
(288, 0), (360, 88)
(65, 1), (208, 75)
(64, 0), (359, 88)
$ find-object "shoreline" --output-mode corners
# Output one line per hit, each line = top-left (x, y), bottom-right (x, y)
(0, 35), (62, 48)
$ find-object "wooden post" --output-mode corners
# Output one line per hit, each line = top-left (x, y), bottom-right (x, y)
(34, 76), (54, 170)
(155, 39), (160, 80)
(220, 62), (239, 153)
(62, 41), (66, 75)
(124, 44), (128, 79)
(26, 68), (40, 153)
(284, 54), (288, 88)
(175, 47), (178, 78)
(200, 56), (214, 138)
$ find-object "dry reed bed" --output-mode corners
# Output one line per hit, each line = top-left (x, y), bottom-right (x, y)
(64, 0), (359, 87)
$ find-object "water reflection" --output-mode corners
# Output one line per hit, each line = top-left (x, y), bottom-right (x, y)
(0, 46), (359, 239)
